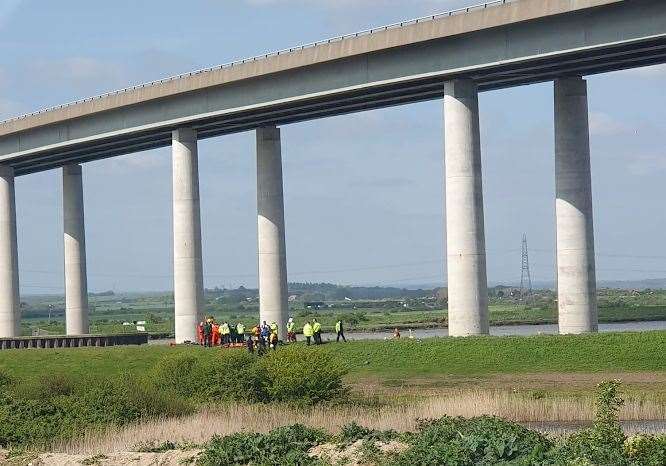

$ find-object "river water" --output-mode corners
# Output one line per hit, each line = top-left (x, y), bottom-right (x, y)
(321, 320), (666, 341)
(149, 320), (666, 345)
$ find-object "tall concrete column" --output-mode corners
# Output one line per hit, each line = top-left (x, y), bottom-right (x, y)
(172, 128), (204, 344)
(257, 126), (288, 340)
(0, 166), (20, 338)
(444, 79), (489, 336)
(63, 164), (89, 335)
(555, 77), (598, 334)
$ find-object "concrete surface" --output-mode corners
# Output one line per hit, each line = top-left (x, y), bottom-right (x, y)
(257, 126), (289, 340)
(63, 164), (89, 335)
(172, 128), (204, 344)
(444, 79), (489, 336)
(0, 165), (21, 338)
(554, 77), (598, 334)
(3, 0), (664, 174)
(0, 166), (19, 338)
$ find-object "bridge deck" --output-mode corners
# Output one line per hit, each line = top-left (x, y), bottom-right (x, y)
(1, 0), (665, 174)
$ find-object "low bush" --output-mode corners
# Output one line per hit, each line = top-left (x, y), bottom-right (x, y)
(0, 372), (192, 447)
(0, 347), (349, 448)
(390, 415), (552, 465)
(150, 351), (257, 402)
(624, 434), (666, 465)
(17, 372), (79, 401)
(547, 380), (629, 465)
(250, 345), (348, 404)
(197, 424), (329, 466)
(338, 422), (400, 445)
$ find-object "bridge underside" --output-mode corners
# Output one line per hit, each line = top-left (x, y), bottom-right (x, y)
(2, 0), (666, 175)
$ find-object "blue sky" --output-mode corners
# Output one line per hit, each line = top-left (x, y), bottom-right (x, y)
(1, 0), (666, 293)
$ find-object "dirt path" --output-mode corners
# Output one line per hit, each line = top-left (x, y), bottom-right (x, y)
(1, 450), (201, 466)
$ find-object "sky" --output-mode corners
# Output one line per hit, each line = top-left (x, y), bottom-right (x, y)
(1, 0), (666, 294)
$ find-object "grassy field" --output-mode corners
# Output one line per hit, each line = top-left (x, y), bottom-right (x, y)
(2, 331), (664, 382)
(19, 303), (666, 337)
(2, 332), (665, 458)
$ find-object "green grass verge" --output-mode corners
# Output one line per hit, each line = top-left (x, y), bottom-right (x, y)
(321, 331), (666, 377)
(1, 331), (664, 382)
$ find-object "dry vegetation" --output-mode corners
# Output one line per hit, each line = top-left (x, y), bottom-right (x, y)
(60, 389), (666, 455)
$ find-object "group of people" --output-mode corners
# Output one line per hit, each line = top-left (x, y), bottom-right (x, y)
(196, 317), (348, 348)
(197, 318), (246, 347)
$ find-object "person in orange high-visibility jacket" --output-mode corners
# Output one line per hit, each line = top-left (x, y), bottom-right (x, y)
(197, 322), (204, 345)
(212, 322), (220, 346)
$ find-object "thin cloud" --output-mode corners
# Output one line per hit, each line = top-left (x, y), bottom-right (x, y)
(589, 111), (631, 137)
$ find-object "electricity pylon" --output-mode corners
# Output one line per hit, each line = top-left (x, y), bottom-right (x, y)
(520, 233), (532, 301)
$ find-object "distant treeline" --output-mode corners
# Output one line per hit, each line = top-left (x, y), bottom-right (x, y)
(205, 282), (436, 303)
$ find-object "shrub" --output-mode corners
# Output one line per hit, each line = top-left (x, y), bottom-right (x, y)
(548, 380), (628, 465)
(0, 368), (11, 389)
(0, 373), (192, 448)
(338, 422), (399, 445)
(150, 351), (257, 402)
(391, 416), (552, 465)
(197, 424), (329, 466)
(18, 373), (78, 401)
(250, 345), (348, 404)
(624, 434), (666, 465)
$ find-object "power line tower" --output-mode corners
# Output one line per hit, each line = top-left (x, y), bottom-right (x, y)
(520, 233), (532, 300)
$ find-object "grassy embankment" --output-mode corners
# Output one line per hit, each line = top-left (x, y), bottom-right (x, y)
(2, 332), (666, 456)
(2, 331), (664, 388)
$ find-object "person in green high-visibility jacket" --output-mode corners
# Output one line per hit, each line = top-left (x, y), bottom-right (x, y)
(312, 319), (322, 345)
(335, 319), (347, 343)
(286, 318), (296, 343)
(236, 322), (246, 343)
(302, 321), (314, 346)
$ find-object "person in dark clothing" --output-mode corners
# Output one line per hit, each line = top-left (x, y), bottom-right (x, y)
(335, 320), (347, 342)
(246, 337), (254, 353)
(203, 319), (213, 347)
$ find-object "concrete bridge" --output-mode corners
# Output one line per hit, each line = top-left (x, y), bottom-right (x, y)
(1, 0), (665, 343)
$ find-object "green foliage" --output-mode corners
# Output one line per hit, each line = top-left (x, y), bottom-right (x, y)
(338, 422), (399, 445)
(0, 372), (192, 448)
(624, 434), (666, 465)
(196, 424), (329, 466)
(0, 368), (11, 388)
(19, 372), (78, 400)
(547, 380), (628, 465)
(150, 351), (257, 402)
(0, 348), (348, 448)
(391, 416), (552, 465)
(250, 345), (348, 404)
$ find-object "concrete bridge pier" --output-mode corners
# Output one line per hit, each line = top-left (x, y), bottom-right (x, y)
(443, 79), (489, 336)
(0, 166), (19, 338)
(256, 126), (288, 340)
(172, 128), (204, 344)
(555, 77), (598, 334)
(63, 164), (89, 335)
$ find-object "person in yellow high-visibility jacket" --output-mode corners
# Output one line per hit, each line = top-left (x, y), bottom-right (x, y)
(236, 322), (246, 343)
(335, 320), (347, 343)
(286, 318), (296, 343)
(312, 319), (322, 345)
(302, 321), (314, 346)
(220, 321), (230, 345)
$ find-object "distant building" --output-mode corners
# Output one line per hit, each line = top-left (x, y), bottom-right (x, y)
(305, 301), (326, 310)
